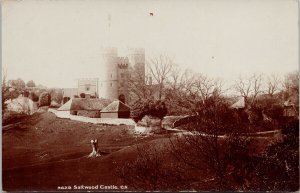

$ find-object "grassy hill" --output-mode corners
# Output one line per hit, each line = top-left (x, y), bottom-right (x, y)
(3, 112), (171, 191)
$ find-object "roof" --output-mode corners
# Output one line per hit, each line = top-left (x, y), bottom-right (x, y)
(284, 100), (295, 107)
(231, 97), (245, 109)
(58, 98), (112, 111)
(100, 100), (130, 113)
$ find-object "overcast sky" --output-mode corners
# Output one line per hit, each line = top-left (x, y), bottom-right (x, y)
(2, 0), (299, 89)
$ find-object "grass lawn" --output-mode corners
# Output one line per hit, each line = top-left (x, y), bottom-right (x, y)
(2, 112), (171, 191)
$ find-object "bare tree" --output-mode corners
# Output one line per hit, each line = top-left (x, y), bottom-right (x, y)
(129, 62), (154, 103)
(282, 71), (299, 100)
(2, 68), (8, 113)
(165, 69), (202, 114)
(266, 74), (281, 97)
(169, 97), (252, 191)
(252, 74), (263, 101)
(234, 74), (263, 105)
(166, 69), (225, 115)
(167, 64), (182, 91)
(234, 75), (252, 101)
(193, 74), (224, 104)
(148, 54), (174, 100)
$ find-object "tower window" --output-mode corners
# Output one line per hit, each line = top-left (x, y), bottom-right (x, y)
(110, 83), (112, 87)
(120, 73), (124, 78)
(111, 74), (112, 78)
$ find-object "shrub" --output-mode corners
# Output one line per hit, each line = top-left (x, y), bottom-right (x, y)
(49, 89), (63, 104)
(9, 78), (25, 90)
(38, 92), (51, 107)
(23, 90), (30, 97)
(131, 99), (168, 122)
(80, 93), (86, 98)
(63, 97), (70, 104)
(250, 120), (299, 191)
(26, 80), (36, 87)
(29, 92), (39, 102)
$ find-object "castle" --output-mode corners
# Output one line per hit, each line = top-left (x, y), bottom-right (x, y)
(62, 47), (146, 104)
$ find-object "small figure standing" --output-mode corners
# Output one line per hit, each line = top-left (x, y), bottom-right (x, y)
(88, 139), (101, 158)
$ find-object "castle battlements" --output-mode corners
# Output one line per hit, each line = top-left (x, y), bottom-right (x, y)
(63, 47), (145, 104)
(117, 57), (129, 69)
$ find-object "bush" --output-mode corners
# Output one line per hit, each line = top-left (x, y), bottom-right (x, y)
(80, 93), (85, 98)
(38, 92), (51, 107)
(29, 92), (39, 102)
(9, 78), (25, 90)
(49, 89), (63, 104)
(23, 90), (30, 97)
(131, 99), (168, 122)
(26, 80), (36, 87)
(250, 120), (299, 191)
(63, 97), (70, 104)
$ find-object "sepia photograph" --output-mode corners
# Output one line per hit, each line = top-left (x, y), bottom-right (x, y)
(1, 0), (299, 192)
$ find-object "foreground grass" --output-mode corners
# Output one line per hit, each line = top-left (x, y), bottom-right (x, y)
(2, 112), (170, 191)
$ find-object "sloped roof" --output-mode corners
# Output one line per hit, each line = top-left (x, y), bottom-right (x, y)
(231, 97), (245, 109)
(100, 100), (130, 113)
(284, 100), (295, 107)
(58, 98), (112, 111)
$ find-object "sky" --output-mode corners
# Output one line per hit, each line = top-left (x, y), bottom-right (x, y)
(2, 0), (299, 89)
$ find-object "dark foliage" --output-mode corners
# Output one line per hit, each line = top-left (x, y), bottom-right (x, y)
(23, 90), (30, 97)
(131, 99), (168, 122)
(49, 89), (63, 104)
(63, 97), (70, 104)
(249, 120), (299, 191)
(29, 92), (39, 102)
(38, 92), (51, 107)
(169, 96), (255, 191)
(80, 93), (86, 98)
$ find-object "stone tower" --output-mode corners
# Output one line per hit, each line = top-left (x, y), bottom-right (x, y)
(117, 57), (129, 104)
(98, 47), (119, 100)
(98, 47), (145, 103)
(128, 48), (145, 84)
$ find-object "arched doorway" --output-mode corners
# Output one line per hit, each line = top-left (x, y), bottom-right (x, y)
(118, 94), (126, 104)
